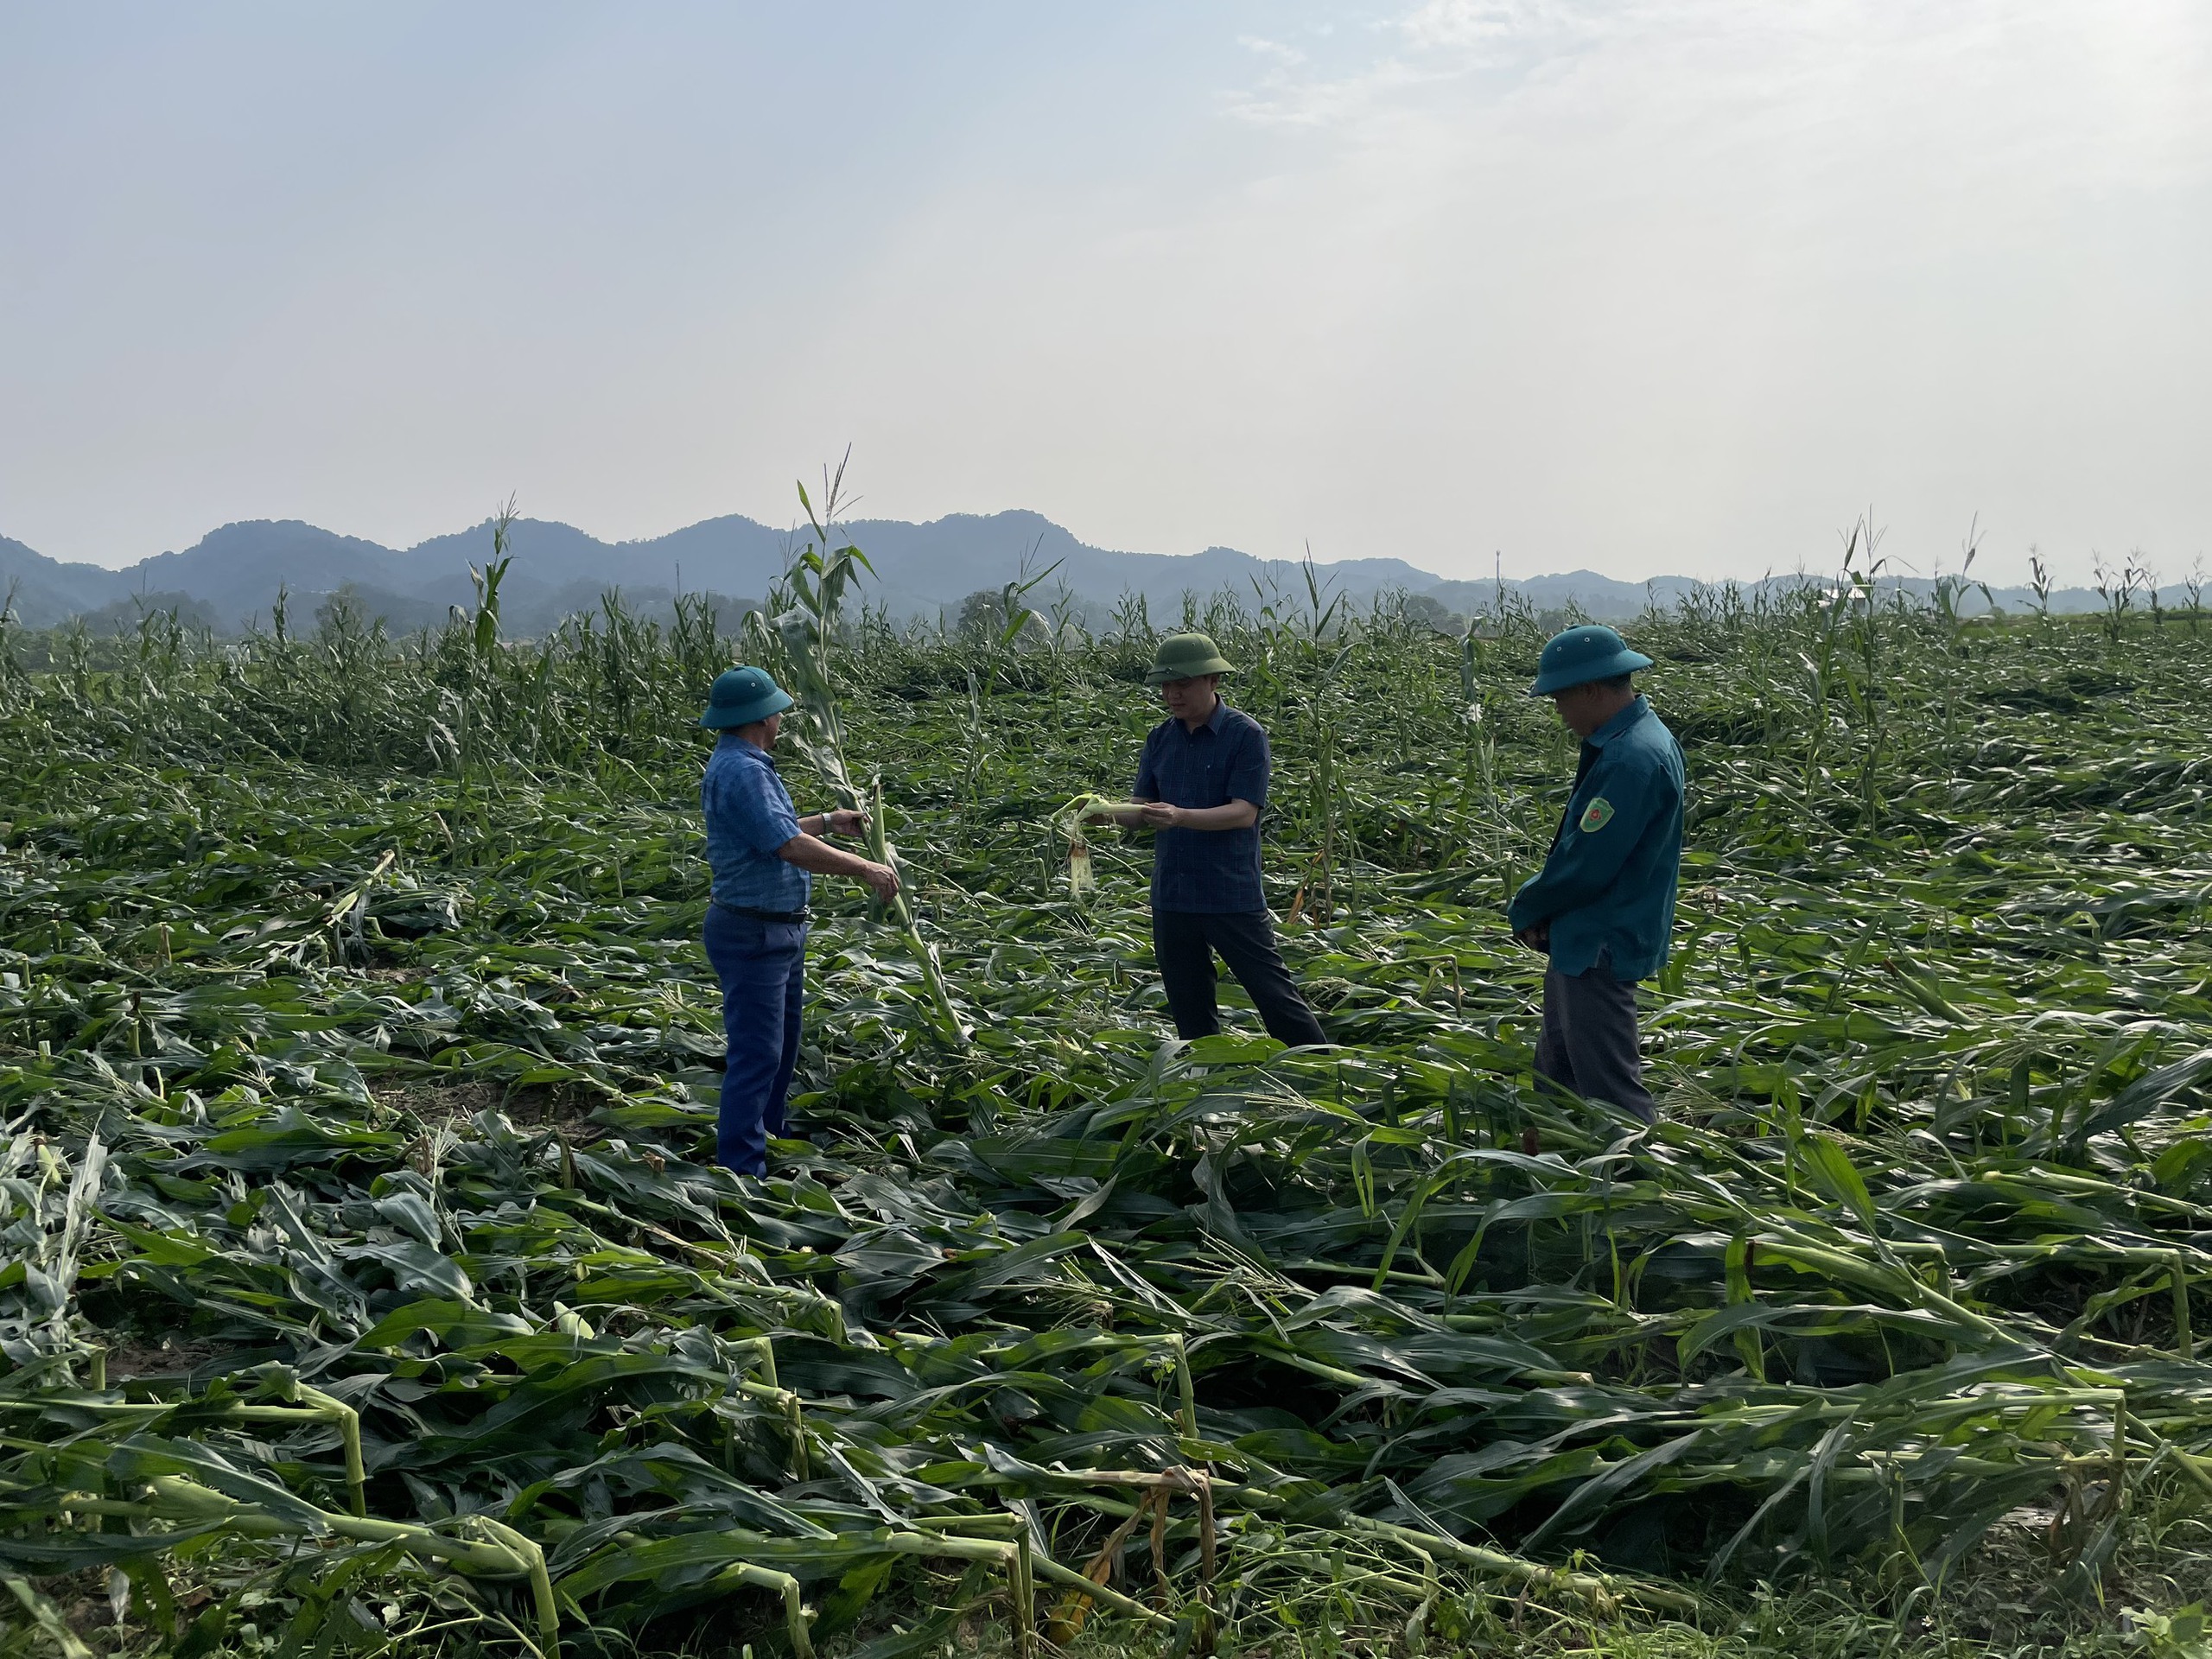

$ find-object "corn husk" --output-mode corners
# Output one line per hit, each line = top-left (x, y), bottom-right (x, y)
(1054, 794), (1141, 836)
(1056, 795), (1136, 899)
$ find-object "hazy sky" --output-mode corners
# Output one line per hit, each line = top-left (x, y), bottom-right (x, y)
(3, 3), (2206, 587)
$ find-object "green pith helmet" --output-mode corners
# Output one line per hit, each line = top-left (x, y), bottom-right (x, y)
(1527, 625), (1655, 697)
(699, 664), (795, 728)
(1145, 632), (1236, 685)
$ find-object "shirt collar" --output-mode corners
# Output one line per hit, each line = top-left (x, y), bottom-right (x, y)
(719, 731), (775, 764)
(1586, 695), (1650, 750)
(1183, 696), (1229, 735)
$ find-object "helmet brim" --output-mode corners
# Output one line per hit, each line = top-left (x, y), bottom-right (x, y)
(1144, 657), (1236, 684)
(1527, 648), (1654, 697)
(699, 688), (797, 728)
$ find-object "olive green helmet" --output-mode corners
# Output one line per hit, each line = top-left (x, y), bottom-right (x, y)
(1145, 632), (1236, 685)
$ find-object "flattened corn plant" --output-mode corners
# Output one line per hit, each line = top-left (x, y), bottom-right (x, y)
(5, 548), (2212, 1656)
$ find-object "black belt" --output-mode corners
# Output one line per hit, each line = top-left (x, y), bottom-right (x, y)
(715, 899), (810, 925)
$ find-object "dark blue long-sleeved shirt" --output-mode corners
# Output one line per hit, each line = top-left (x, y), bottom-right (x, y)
(1133, 699), (1271, 914)
(1508, 696), (1685, 979)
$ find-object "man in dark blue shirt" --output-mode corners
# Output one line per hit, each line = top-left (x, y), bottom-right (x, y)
(1085, 633), (1326, 1048)
(1507, 625), (1685, 1123)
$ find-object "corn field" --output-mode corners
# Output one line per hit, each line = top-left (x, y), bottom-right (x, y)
(5, 526), (2212, 1659)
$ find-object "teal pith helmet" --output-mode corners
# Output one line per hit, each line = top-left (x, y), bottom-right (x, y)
(699, 665), (795, 729)
(1145, 632), (1236, 685)
(1527, 625), (1655, 697)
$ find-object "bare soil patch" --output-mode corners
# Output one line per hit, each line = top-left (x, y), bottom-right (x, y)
(369, 1077), (606, 1141)
(104, 1335), (228, 1382)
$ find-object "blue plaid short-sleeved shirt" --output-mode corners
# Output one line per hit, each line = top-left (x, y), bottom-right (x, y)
(702, 734), (811, 912)
(1133, 699), (1272, 914)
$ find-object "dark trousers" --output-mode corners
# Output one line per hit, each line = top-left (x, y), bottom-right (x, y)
(1154, 908), (1327, 1048)
(1535, 960), (1657, 1123)
(703, 906), (806, 1176)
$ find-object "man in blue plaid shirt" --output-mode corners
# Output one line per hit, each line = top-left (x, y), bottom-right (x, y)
(697, 665), (899, 1177)
(1084, 633), (1326, 1049)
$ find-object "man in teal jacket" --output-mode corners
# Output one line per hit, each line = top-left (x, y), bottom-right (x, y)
(1507, 625), (1685, 1123)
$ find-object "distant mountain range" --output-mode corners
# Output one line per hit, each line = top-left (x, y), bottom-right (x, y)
(0, 511), (2113, 634)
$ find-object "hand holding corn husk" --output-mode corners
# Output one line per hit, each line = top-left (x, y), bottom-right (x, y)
(1055, 795), (1142, 898)
(1059, 793), (1146, 831)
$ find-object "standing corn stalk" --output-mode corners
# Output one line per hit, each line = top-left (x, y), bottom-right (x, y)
(1289, 556), (1356, 920)
(748, 460), (967, 1041)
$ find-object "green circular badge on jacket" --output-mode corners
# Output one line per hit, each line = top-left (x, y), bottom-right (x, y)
(1579, 798), (1615, 833)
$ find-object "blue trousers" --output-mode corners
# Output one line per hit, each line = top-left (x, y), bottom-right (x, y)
(702, 906), (806, 1176)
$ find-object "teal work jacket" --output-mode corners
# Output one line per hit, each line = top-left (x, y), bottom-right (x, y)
(1508, 696), (1685, 980)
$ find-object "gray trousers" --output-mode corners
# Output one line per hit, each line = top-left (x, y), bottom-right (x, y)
(1535, 963), (1657, 1123)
